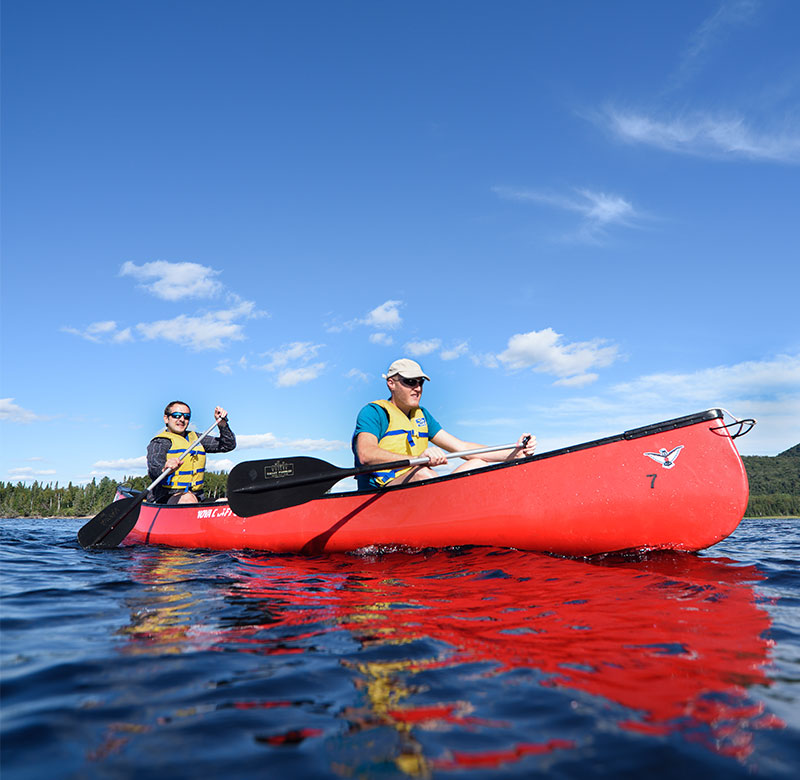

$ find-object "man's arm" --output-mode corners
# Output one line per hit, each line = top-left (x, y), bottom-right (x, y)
(354, 404), (396, 467)
(430, 430), (536, 461)
(355, 431), (454, 468)
(355, 432), (411, 467)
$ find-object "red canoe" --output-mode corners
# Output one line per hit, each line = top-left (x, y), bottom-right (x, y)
(123, 408), (752, 556)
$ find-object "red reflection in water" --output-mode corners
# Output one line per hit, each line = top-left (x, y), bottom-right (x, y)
(432, 739), (576, 770)
(122, 547), (783, 772)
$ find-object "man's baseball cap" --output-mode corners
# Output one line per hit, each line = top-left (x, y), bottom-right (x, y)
(383, 358), (431, 381)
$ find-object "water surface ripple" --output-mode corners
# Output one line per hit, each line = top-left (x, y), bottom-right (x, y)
(1, 516), (798, 778)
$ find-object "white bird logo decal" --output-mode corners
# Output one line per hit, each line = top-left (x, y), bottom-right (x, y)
(643, 445), (684, 469)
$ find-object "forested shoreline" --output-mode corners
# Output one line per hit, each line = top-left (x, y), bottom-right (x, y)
(0, 473), (229, 519)
(1, 446), (798, 519)
(740, 444), (800, 517)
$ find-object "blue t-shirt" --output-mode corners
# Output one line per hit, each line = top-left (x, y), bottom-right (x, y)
(351, 402), (442, 489)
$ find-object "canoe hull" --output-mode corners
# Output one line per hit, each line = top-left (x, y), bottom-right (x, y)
(125, 409), (750, 556)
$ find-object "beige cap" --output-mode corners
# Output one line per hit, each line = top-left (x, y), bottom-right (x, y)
(383, 358), (431, 381)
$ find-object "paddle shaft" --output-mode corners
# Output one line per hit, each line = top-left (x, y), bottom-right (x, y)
(78, 419), (219, 549)
(232, 440), (527, 495)
(146, 418), (220, 492)
(394, 439), (529, 470)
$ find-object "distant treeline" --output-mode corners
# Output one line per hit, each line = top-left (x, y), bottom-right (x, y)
(741, 443), (800, 517)
(1, 446), (798, 519)
(0, 472), (228, 519)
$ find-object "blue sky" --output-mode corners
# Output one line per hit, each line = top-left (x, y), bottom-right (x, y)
(2, 0), (798, 488)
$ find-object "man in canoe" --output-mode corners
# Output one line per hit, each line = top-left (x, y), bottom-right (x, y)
(352, 358), (536, 489)
(147, 401), (236, 504)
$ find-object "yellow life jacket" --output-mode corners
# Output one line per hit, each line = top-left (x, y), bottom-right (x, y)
(155, 429), (206, 492)
(371, 399), (429, 486)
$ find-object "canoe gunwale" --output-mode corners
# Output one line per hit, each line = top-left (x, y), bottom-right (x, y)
(124, 408), (729, 510)
(124, 408), (749, 555)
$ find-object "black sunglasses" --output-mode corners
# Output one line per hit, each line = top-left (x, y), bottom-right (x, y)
(168, 411), (191, 420)
(396, 376), (425, 389)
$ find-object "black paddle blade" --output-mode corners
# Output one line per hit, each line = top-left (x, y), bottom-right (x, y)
(77, 492), (147, 549)
(227, 457), (349, 517)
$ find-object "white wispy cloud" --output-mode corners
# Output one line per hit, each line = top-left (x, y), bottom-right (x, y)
(603, 108), (800, 164)
(495, 328), (620, 385)
(235, 433), (280, 449)
(65, 260), (264, 351)
(526, 353), (800, 456)
(612, 354), (800, 403)
(364, 300), (403, 329)
(327, 300), (405, 336)
(8, 467), (58, 477)
(261, 342), (324, 370)
(441, 342), (469, 361)
(120, 260), (224, 300)
(403, 338), (469, 361)
(0, 398), (47, 423)
(236, 433), (346, 451)
(369, 333), (393, 346)
(405, 338), (441, 357)
(207, 458), (235, 472)
(92, 456), (147, 471)
(276, 364), (326, 387)
(136, 300), (258, 351)
(493, 185), (641, 241)
(258, 342), (326, 386)
(555, 373), (599, 388)
(214, 355), (249, 375)
(603, 3), (797, 163)
(347, 368), (369, 382)
(471, 352), (499, 369)
(670, 0), (760, 89)
(61, 321), (133, 344)
(453, 355), (798, 457)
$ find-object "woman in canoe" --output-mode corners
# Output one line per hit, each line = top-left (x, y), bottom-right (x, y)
(147, 401), (236, 504)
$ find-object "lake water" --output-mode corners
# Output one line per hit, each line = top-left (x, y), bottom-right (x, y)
(1, 516), (798, 778)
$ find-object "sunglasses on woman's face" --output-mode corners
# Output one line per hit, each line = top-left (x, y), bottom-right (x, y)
(396, 376), (425, 389)
(168, 412), (191, 421)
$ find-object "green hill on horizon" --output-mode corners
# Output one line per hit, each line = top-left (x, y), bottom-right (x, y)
(743, 442), (800, 517)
